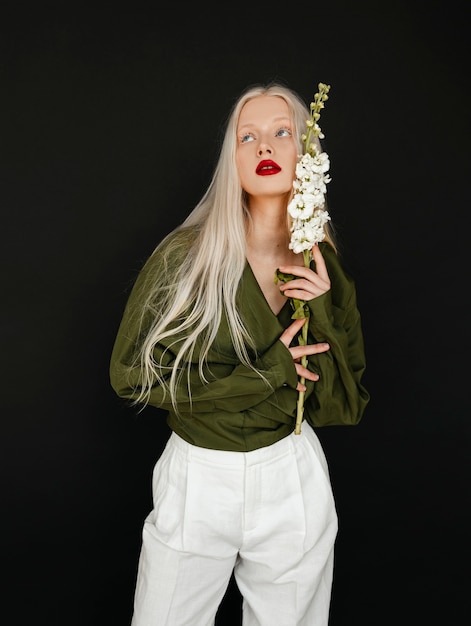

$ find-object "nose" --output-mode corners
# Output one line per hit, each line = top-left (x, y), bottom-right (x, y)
(257, 142), (272, 156)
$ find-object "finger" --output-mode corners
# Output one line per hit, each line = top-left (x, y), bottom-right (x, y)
(279, 317), (306, 348)
(278, 260), (329, 294)
(278, 264), (313, 280)
(311, 243), (329, 282)
(281, 285), (318, 301)
(295, 363), (320, 382)
(279, 278), (314, 292)
(290, 342), (330, 360)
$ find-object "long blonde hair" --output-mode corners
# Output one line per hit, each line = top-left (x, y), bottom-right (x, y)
(129, 82), (337, 410)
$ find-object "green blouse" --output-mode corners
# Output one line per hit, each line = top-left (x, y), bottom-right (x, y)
(110, 231), (370, 452)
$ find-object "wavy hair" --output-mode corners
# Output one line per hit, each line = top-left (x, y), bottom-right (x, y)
(129, 82), (337, 410)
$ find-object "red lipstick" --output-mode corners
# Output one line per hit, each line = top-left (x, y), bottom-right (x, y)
(256, 159), (281, 176)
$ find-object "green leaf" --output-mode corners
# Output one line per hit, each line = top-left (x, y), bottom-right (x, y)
(275, 269), (311, 321)
(291, 300), (310, 320)
(274, 269), (295, 285)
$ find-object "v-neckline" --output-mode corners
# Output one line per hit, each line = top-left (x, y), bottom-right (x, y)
(244, 260), (292, 318)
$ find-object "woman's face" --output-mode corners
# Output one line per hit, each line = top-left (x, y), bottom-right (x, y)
(236, 95), (298, 199)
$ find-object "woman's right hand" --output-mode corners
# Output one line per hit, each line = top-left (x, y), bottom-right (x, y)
(279, 318), (330, 392)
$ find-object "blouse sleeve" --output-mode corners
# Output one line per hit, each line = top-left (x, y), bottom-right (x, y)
(110, 328), (299, 414)
(302, 243), (370, 427)
(109, 243), (299, 415)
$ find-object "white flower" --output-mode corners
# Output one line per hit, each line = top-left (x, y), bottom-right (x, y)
(282, 81), (332, 435)
(288, 193), (314, 220)
(311, 152), (330, 174)
(289, 123), (332, 258)
(289, 148), (331, 253)
(288, 209), (331, 253)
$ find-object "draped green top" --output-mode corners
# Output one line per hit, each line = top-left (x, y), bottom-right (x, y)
(110, 229), (370, 452)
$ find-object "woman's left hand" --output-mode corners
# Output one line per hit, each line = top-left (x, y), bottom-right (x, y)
(278, 244), (331, 302)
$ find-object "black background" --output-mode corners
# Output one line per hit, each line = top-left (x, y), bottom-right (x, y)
(2, 1), (469, 625)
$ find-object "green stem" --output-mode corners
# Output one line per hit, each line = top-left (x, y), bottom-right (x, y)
(294, 319), (309, 434)
(294, 248), (312, 435)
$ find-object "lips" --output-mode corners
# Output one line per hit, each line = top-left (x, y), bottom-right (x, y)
(256, 159), (281, 176)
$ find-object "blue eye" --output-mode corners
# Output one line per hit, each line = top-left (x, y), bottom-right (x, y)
(276, 128), (291, 137)
(240, 133), (255, 143)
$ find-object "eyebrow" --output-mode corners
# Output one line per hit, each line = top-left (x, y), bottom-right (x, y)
(237, 116), (292, 130)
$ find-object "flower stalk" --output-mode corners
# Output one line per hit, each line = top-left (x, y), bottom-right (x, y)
(275, 82), (332, 434)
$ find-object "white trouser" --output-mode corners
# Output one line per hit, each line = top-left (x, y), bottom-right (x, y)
(131, 422), (338, 626)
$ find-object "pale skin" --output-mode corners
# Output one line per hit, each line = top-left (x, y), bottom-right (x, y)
(236, 94), (331, 392)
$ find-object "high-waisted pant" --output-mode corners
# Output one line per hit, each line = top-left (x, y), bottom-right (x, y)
(131, 422), (338, 626)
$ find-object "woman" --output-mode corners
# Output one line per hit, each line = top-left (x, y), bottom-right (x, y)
(110, 82), (370, 626)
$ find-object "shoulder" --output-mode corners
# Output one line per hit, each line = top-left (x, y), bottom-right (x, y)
(155, 225), (199, 259)
(318, 242), (351, 279)
(127, 226), (199, 302)
(318, 242), (357, 308)
(144, 226), (199, 274)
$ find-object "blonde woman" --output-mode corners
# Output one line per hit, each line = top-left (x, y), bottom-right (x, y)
(110, 82), (369, 626)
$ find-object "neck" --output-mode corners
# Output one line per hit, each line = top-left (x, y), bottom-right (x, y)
(246, 196), (291, 255)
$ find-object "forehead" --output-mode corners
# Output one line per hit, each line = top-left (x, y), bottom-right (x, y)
(237, 95), (291, 128)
